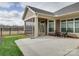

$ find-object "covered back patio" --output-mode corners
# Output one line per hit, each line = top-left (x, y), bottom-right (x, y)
(23, 6), (56, 38)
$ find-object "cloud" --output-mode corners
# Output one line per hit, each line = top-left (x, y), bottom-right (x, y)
(0, 2), (24, 26)
(0, 3), (13, 8)
(0, 10), (24, 26)
(0, 10), (19, 18)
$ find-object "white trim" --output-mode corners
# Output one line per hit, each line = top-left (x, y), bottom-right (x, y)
(24, 16), (37, 21)
(55, 11), (79, 17)
(37, 13), (54, 17)
(54, 20), (55, 32)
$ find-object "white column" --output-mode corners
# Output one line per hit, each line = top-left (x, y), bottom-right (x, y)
(73, 19), (75, 33)
(60, 20), (61, 32)
(54, 20), (56, 33)
(47, 19), (49, 35)
(34, 16), (38, 37)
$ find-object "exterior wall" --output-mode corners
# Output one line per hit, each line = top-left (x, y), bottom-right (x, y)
(57, 12), (79, 38)
(55, 20), (60, 33)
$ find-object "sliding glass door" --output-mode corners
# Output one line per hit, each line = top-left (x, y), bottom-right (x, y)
(49, 20), (54, 32)
(61, 20), (66, 32)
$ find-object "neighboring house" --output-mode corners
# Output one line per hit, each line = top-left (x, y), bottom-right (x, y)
(23, 2), (79, 38)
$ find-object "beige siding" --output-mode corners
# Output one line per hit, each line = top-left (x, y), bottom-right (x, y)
(55, 20), (60, 33)
(25, 8), (36, 20)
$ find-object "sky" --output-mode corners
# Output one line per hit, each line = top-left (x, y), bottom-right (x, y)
(0, 2), (76, 26)
(0, 2), (25, 26)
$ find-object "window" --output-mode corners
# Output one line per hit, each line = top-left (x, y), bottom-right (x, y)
(49, 20), (54, 32)
(75, 18), (79, 33)
(61, 20), (66, 32)
(67, 19), (73, 32)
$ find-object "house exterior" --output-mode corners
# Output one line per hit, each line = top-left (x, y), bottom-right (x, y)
(23, 2), (79, 38)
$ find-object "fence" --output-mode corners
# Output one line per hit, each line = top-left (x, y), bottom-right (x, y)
(0, 27), (24, 37)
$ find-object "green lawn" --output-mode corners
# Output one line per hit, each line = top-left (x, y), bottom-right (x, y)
(0, 35), (26, 56)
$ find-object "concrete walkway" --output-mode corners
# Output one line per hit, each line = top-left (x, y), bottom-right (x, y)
(15, 36), (79, 56)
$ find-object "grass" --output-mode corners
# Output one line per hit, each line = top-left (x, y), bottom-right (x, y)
(0, 35), (26, 56)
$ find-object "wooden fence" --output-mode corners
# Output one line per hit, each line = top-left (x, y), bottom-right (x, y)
(0, 27), (24, 37)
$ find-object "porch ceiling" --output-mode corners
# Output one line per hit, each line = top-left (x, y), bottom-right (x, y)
(37, 13), (54, 20)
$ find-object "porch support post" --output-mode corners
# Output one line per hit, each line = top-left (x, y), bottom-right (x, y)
(47, 19), (49, 35)
(73, 19), (75, 33)
(34, 16), (38, 37)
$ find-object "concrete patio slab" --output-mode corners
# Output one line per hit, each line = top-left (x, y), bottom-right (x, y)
(66, 48), (79, 56)
(15, 36), (79, 56)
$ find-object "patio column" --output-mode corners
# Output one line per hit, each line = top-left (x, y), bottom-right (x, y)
(34, 16), (38, 37)
(73, 19), (75, 33)
(47, 19), (49, 35)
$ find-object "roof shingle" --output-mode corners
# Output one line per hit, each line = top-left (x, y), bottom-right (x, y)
(28, 6), (54, 15)
(54, 2), (79, 15)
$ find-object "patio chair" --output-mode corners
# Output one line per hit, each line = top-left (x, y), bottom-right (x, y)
(63, 31), (68, 37)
